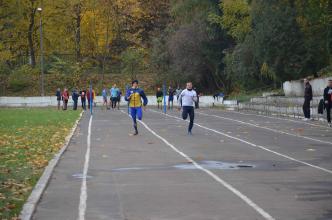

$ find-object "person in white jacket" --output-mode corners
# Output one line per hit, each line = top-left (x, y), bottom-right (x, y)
(178, 82), (197, 135)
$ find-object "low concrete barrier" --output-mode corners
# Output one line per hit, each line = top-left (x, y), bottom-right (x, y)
(0, 96), (219, 108)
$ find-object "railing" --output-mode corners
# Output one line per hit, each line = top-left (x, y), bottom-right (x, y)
(238, 96), (326, 121)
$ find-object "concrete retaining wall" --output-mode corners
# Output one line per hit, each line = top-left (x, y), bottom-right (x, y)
(238, 102), (328, 120)
(0, 96), (219, 107)
(250, 96), (322, 106)
(283, 76), (332, 97)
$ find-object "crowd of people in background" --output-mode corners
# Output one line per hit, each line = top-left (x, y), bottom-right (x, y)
(55, 84), (201, 112)
(54, 78), (332, 136)
(56, 85), (123, 111)
(55, 79), (332, 128)
(56, 87), (98, 111)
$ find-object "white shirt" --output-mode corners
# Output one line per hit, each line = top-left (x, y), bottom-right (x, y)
(179, 89), (197, 107)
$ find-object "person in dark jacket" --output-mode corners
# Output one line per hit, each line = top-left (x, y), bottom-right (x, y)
(323, 79), (332, 127)
(72, 89), (79, 110)
(156, 88), (163, 109)
(194, 87), (200, 109)
(56, 88), (61, 110)
(303, 78), (313, 121)
(80, 89), (86, 110)
(86, 88), (94, 109)
(168, 86), (175, 110)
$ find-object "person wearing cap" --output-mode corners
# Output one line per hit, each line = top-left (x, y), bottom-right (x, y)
(125, 80), (148, 135)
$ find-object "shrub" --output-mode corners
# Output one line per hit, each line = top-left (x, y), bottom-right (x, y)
(8, 65), (38, 92)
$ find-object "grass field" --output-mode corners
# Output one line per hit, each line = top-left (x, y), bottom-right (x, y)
(0, 108), (81, 219)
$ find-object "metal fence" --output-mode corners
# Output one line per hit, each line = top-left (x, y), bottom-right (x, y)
(238, 96), (327, 121)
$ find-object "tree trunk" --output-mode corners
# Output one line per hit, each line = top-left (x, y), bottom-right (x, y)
(74, 3), (81, 62)
(28, 5), (36, 67)
(101, 12), (111, 86)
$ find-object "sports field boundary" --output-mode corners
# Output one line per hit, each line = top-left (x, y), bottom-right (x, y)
(19, 111), (84, 220)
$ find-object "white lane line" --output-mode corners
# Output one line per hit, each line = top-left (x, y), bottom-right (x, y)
(214, 109), (330, 129)
(196, 112), (332, 146)
(120, 110), (274, 220)
(78, 115), (93, 220)
(149, 109), (332, 175)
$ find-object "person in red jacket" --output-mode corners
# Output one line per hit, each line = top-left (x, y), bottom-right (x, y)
(62, 88), (69, 110)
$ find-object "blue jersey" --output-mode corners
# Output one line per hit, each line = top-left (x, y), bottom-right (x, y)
(110, 88), (120, 98)
(102, 89), (107, 97)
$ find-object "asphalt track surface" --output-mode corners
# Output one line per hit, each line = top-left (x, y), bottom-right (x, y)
(33, 107), (332, 220)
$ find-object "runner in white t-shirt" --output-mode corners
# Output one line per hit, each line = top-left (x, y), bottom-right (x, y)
(178, 82), (197, 135)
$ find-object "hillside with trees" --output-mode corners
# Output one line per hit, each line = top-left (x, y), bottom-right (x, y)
(0, 0), (331, 95)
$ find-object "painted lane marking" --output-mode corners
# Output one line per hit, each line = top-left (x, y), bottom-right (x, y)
(213, 110), (331, 129)
(78, 116), (93, 220)
(149, 109), (332, 175)
(196, 112), (332, 146)
(121, 110), (275, 220)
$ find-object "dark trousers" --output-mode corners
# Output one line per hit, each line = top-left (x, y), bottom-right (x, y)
(63, 100), (68, 110)
(73, 100), (78, 110)
(195, 96), (199, 109)
(303, 99), (311, 119)
(182, 106), (194, 132)
(326, 103), (331, 123)
(81, 99), (86, 110)
(111, 97), (117, 109)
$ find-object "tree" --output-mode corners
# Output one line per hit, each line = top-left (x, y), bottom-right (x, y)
(251, 0), (307, 83)
(295, 0), (332, 74)
(209, 0), (251, 42)
(121, 47), (145, 80)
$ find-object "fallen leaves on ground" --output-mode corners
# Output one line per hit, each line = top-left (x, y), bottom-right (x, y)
(0, 108), (80, 219)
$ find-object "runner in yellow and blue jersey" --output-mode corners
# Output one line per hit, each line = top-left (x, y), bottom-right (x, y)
(125, 80), (148, 135)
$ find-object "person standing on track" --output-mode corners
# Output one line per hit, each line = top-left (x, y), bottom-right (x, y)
(156, 87), (163, 109)
(117, 90), (122, 110)
(110, 84), (120, 110)
(102, 87), (108, 110)
(323, 79), (332, 127)
(92, 89), (96, 107)
(87, 88), (91, 109)
(80, 89), (86, 110)
(178, 82), (197, 135)
(303, 78), (313, 121)
(168, 86), (175, 110)
(72, 88), (79, 110)
(125, 80), (148, 135)
(176, 86), (182, 102)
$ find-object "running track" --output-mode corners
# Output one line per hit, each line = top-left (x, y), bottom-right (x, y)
(33, 107), (332, 220)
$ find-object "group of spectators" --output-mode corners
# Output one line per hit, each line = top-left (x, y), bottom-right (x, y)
(56, 85), (122, 111)
(56, 87), (96, 111)
(56, 85), (203, 112)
